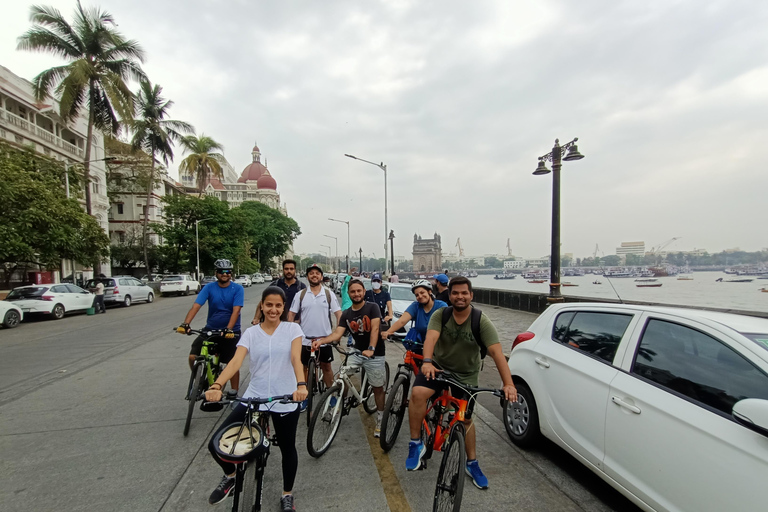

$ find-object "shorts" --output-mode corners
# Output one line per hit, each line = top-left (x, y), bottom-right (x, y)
(300, 344), (334, 366)
(412, 373), (475, 420)
(346, 354), (387, 387)
(190, 333), (240, 364)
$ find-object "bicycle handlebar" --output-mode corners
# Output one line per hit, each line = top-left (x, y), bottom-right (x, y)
(333, 345), (371, 360)
(173, 328), (226, 337)
(206, 394), (299, 406)
(433, 370), (503, 397)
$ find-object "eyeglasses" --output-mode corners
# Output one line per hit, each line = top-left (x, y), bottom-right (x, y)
(219, 270), (232, 275)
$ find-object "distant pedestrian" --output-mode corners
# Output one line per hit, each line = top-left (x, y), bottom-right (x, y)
(390, 272), (399, 283)
(364, 273), (394, 330)
(92, 277), (106, 314)
(253, 259), (306, 324)
(433, 273), (450, 304)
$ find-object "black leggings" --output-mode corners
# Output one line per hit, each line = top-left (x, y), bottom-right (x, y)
(208, 405), (300, 492)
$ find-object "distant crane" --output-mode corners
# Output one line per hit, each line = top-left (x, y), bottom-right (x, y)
(456, 238), (465, 257)
(507, 238), (512, 256)
(593, 244), (602, 261)
(650, 237), (681, 254)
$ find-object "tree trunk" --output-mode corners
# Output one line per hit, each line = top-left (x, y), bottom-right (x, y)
(83, 84), (96, 216)
(143, 148), (155, 274)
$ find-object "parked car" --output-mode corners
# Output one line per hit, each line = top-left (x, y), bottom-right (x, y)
(5, 284), (94, 319)
(251, 274), (265, 284)
(504, 302), (768, 512)
(140, 274), (163, 283)
(234, 275), (252, 287)
(201, 276), (217, 285)
(383, 282), (415, 340)
(85, 276), (154, 307)
(0, 301), (23, 328)
(159, 274), (201, 296)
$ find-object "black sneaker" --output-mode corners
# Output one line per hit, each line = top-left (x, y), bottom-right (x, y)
(208, 475), (235, 505)
(280, 494), (296, 511)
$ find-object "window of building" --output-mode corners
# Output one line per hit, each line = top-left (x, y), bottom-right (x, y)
(633, 319), (768, 416)
(116, 203), (124, 215)
(553, 311), (632, 364)
(117, 231), (125, 243)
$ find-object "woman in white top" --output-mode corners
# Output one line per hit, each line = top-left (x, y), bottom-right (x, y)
(204, 286), (308, 511)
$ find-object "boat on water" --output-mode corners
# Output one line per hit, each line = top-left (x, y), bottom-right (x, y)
(603, 269), (634, 278)
(760, 288), (768, 293)
(562, 282), (579, 287)
(635, 278), (658, 282)
(727, 279), (754, 283)
(677, 275), (694, 281)
(592, 280), (602, 285)
(637, 283), (663, 288)
(494, 272), (516, 280)
(528, 279), (546, 284)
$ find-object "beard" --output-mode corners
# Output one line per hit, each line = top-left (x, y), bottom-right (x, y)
(351, 296), (365, 304)
(452, 303), (469, 312)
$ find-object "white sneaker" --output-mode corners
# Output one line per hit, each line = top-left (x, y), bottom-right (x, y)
(374, 418), (382, 438)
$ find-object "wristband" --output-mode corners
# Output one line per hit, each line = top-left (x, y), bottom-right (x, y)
(210, 383), (222, 390)
(297, 382), (307, 387)
(423, 358), (433, 364)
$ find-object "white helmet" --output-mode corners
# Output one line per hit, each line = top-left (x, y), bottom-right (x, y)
(216, 424), (263, 460)
(411, 279), (433, 293)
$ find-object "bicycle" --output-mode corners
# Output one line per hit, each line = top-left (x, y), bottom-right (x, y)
(419, 371), (503, 512)
(179, 328), (232, 436)
(379, 342), (424, 452)
(304, 338), (328, 428)
(209, 395), (298, 512)
(306, 345), (390, 458)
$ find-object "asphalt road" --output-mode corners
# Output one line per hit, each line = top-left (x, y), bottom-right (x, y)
(0, 283), (641, 512)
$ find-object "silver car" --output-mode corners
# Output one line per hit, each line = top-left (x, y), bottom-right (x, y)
(85, 276), (155, 307)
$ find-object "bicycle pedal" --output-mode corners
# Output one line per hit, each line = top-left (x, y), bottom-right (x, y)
(418, 460), (427, 470)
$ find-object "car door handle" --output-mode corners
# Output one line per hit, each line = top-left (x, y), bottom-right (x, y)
(611, 396), (641, 414)
(534, 357), (550, 368)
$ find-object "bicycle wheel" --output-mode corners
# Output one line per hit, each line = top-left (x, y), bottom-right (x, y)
(421, 398), (438, 461)
(307, 383), (344, 458)
(237, 459), (259, 512)
(306, 359), (317, 427)
(184, 363), (204, 436)
(380, 374), (409, 452)
(362, 361), (390, 414)
(433, 423), (467, 512)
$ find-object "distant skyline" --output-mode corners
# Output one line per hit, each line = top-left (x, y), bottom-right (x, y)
(2, 1), (766, 259)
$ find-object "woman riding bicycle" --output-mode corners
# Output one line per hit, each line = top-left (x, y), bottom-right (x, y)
(204, 286), (309, 511)
(380, 279), (448, 350)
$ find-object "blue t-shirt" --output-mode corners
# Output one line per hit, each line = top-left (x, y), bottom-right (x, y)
(195, 282), (245, 331)
(405, 299), (448, 339)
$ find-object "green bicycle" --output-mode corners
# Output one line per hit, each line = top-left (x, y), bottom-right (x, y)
(180, 328), (232, 436)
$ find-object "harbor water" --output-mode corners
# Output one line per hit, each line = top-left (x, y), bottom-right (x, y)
(471, 271), (768, 314)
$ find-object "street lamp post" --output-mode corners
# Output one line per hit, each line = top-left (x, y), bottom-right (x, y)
(358, 248), (363, 274)
(344, 154), (388, 274)
(195, 217), (214, 281)
(321, 245), (332, 270)
(388, 230), (395, 275)
(328, 218), (350, 273)
(533, 138), (585, 302)
(323, 234), (338, 272)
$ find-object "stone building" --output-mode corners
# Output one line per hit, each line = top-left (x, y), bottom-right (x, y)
(412, 233), (443, 272)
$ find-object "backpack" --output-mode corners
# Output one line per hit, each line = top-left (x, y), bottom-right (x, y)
(440, 305), (487, 359)
(296, 287), (333, 326)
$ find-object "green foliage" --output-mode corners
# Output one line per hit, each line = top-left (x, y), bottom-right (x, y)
(0, 141), (110, 273)
(601, 255), (622, 267)
(178, 134), (226, 196)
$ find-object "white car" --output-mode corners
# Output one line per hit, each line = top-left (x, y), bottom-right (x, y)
(0, 301), (23, 328)
(159, 275), (200, 296)
(251, 274), (265, 284)
(383, 282), (415, 340)
(505, 302), (768, 512)
(5, 284), (95, 319)
(234, 275), (252, 287)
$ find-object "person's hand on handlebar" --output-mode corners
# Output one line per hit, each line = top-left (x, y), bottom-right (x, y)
(177, 323), (191, 335)
(380, 329), (391, 340)
(311, 337), (325, 350)
(422, 361), (438, 380)
(205, 384), (223, 402)
(502, 383), (518, 403)
(293, 384), (308, 402)
(223, 328), (235, 339)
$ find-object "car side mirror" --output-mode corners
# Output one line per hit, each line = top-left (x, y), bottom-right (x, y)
(732, 399), (768, 438)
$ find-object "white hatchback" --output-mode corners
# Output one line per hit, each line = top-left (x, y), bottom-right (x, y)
(6, 284), (95, 319)
(383, 282), (416, 340)
(0, 301), (24, 328)
(234, 275), (252, 287)
(505, 302), (768, 512)
(159, 275), (200, 296)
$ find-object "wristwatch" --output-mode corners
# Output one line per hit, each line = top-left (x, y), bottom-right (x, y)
(367, 345), (375, 352)
(423, 358), (433, 364)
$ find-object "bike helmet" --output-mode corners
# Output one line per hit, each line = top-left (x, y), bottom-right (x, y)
(214, 259), (233, 271)
(411, 279), (433, 293)
(212, 422), (267, 464)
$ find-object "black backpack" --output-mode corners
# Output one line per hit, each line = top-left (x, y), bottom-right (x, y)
(440, 305), (487, 359)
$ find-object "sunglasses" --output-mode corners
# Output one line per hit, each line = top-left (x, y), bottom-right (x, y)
(219, 270), (232, 275)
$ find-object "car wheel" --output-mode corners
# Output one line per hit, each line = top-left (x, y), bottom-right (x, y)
(123, 295), (132, 307)
(184, 287), (190, 296)
(51, 303), (66, 320)
(195, 286), (199, 294)
(3, 309), (21, 328)
(146, 292), (154, 303)
(503, 382), (541, 448)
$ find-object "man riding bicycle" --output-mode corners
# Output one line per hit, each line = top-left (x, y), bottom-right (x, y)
(405, 276), (517, 490)
(178, 259), (245, 395)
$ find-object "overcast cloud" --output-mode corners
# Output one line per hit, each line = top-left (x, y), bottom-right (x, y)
(2, 0), (767, 260)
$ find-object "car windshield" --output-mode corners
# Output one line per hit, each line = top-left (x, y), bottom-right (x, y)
(163, 275), (183, 281)
(7, 287), (48, 299)
(743, 333), (768, 352)
(389, 286), (414, 301)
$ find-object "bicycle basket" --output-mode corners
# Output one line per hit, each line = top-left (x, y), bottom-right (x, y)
(402, 328), (424, 354)
(213, 421), (267, 464)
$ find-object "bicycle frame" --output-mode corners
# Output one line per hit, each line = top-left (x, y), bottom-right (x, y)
(198, 340), (222, 387)
(424, 392), (469, 454)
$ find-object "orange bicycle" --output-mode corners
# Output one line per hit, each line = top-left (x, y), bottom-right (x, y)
(379, 347), (424, 451)
(421, 371), (503, 512)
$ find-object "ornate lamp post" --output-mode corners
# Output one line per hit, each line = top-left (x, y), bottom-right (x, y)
(358, 248), (363, 274)
(388, 230), (395, 275)
(533, 138), (585, 302)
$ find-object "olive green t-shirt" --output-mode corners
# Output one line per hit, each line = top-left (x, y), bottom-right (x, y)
(427, 307), (499, 386)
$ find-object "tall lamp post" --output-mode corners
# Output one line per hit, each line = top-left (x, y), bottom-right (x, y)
(533, 138), (585, 302)
(323, 234), (338, 272)
(388, 230), (395, 275)
(321, 245), (332, 271)
(328, 218), (350, 273)
(195, 217), (214, 280)
(344, 154), (388, 274)
(358, 248), (363, 274)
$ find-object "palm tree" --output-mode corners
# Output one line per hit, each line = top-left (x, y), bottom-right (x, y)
(17, 1), (146, 215)
(178, 134), (226, 197)
(131, 80), (194, 274)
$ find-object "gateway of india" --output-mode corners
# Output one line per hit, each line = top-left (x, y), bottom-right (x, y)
(412, 233), (443, 272)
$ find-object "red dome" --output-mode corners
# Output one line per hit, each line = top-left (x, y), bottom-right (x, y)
(252, 144), (260, 153)
(238, 161), (267, 183)
(256, 169), (277, 190)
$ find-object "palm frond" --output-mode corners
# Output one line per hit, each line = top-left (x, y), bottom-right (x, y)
(16, 27), (80, 59)
(30, 64), (71, 102)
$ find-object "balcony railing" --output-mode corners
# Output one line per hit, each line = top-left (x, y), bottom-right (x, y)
(0, 109), (84, 158)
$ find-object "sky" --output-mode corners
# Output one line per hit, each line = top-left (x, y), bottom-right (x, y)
(2, 0), (767, 261)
